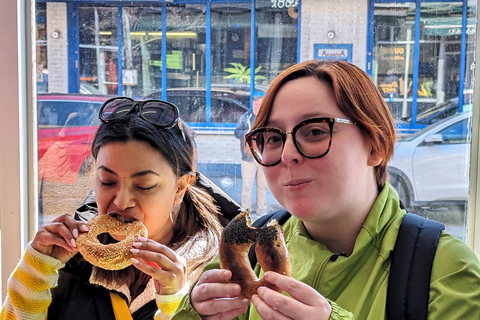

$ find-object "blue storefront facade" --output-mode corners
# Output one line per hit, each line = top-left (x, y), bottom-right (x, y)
(36, 0), (475, 132)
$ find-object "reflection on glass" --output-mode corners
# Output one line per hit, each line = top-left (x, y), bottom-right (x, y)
(373, 3), (416, 120)
(256, 0), (298, 83)
(79, 6), (118, 95)
(32, 1), (476, 244)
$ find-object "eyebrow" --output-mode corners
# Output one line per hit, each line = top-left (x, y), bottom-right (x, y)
(267, 113), (334, 127)
(97, 165), (160, 178)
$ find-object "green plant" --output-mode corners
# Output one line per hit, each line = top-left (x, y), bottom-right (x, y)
(223, 63), (266, 84)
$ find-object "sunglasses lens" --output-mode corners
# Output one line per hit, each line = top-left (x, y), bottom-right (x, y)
(101, 98), (134, 121)
(141, 101), (178, 127)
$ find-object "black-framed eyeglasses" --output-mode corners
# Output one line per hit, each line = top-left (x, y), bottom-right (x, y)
(245, 117), (356, 166)
(99, 97), (180, 129)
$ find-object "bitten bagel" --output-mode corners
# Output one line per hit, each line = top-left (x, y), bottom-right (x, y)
(219, 210), (291, 299)
(76, 214), (148, 270)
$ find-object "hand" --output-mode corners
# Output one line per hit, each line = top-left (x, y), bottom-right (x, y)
(129, 237), (187, 295)
(252, 272), (332, 320)
(31, 213), (88, 264)
(191, 269), (250, 320)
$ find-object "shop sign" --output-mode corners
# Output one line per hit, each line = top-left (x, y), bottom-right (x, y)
(314, 44), (352, 62)
(270, 0), (299, 9)
(378, 46), (405, 61)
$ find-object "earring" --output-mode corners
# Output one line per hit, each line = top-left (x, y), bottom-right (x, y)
(170, 203), (181, 224)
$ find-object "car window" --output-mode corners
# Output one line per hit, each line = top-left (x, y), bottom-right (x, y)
(38, 100), (101, 127)
(168, 95), (206, 123)
(436, 118), (471, 145)
(211, 98), (247, 123)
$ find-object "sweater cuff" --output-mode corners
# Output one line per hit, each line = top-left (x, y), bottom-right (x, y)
(25, 241), (65, 271)
(155, 284), (190, 319)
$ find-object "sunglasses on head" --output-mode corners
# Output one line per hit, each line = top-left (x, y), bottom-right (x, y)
(99, 96), (186, 140)
(99, 96), (180, 128)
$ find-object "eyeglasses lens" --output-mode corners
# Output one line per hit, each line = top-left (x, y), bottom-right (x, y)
(101, 98), (134, 121)
(141, 101), (177, 127)
(101, 98), (178, 128)
(250, 121), (332, 165)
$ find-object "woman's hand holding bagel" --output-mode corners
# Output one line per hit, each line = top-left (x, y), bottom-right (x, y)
(31, 213), (88, 264)
(129, 237), (188, 295)
(190, 269), (250, 320)
(252, 272), (332, 320)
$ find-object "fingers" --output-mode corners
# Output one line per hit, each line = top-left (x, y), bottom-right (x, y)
(130, 238), (183, 272)
(130, 238), (187, 294)
(193, 270), (239, 300)
(31, 214), (88, 258)
(192, 270), (250, 319)
(263, 272), (322, 305)
(252, 272), (331, 320)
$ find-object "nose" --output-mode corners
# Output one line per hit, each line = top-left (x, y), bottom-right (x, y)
(114, 185), (136, 210)
(281, 133), (303, 166)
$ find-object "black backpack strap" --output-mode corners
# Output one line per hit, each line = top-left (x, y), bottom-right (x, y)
(248, 209), (291, 269)
(387, 213), (444, 320)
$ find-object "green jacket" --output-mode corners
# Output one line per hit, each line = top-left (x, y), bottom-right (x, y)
(173, 184), (480, 319)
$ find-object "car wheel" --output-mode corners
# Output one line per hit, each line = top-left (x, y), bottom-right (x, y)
(389, 172), (412, 210)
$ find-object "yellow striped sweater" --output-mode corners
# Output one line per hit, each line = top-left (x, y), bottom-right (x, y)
(0, 243), (186, 320)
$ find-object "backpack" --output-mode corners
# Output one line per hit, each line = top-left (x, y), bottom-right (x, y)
(248, 209), (444, 320)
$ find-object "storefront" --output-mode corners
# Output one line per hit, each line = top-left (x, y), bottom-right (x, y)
(36, 0), (299, 128)
(368, 0), (475, 132)
(36, 0), (475, 131)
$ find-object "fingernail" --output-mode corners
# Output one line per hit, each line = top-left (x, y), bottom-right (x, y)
(80, 225), (89, 232)
(242, 298), (249, 305)
(73, 229), (79, 238)
(137, 236), (147, 242)
(133, 242), (142, 248)
(130, 248), (140, 254)
(71, 238), (76, 248)
(131, 258), (139, 264)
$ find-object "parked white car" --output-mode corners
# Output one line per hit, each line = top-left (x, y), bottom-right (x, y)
(388, 111), (472, 210)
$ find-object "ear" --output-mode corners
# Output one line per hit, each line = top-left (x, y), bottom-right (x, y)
(367, 146), (384, 167)
(174, 174), (191, 204)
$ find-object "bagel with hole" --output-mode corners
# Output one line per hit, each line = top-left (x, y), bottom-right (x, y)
(76, 214), (148, 270)
(220, 210), (291, 299)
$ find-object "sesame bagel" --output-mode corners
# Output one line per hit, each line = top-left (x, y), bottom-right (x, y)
(76, 214), (148, 270)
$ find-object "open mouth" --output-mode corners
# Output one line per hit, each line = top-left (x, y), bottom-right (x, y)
(110, 213), (137, 223)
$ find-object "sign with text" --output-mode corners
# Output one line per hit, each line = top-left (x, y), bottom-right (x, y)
(314, 44), (352, 62)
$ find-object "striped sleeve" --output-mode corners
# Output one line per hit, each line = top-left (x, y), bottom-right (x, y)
(0, 242), (65, 320)
(154, 284), (190, 320)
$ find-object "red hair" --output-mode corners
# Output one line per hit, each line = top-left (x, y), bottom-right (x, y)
(253, 60), (396, 189)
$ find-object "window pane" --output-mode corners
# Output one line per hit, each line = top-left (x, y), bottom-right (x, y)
(33, 0), (476, 245)
(256, 0), (298, 83)
(373, 3), (416, 121)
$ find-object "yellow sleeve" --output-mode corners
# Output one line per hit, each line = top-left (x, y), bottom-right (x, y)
(154, 284), (190, 320)
(0, 242), (64, 320)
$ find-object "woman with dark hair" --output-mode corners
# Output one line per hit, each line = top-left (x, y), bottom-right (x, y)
(172, 60), (480, 319)
(1, 98), (223, 319)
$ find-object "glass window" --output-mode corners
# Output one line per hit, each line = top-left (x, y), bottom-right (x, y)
(30, 0), (476, 247)
(373, 3), (416, 121)
(256, 0), (298, 83)
(79, 6), (119, 95)
(438, 117), (471, 145)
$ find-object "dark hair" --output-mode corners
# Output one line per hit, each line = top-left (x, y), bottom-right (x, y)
(253, 60), (396, 189)
(92, 114), (222, 285)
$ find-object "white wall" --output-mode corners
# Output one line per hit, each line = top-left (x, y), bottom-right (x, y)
(300, 0), (368, 69)
(46, 2), (69, 93)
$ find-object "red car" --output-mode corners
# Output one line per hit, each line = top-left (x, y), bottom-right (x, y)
(37, 94), (110, 184)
